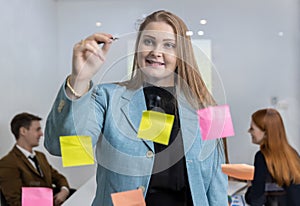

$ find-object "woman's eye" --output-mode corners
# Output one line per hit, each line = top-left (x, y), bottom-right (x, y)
(143, 39), (154, 46)
(164, 42), (176, 49)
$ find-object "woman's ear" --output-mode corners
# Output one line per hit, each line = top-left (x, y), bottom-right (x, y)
(263, 132), (267, 139)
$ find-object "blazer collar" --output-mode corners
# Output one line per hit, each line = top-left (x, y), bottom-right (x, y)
(12, 145), (42, 176)
(15, 144), (36, 157)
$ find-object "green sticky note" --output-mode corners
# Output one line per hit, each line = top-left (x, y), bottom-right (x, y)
(60, 136), (94, 167)
(137, 110), (175, 145)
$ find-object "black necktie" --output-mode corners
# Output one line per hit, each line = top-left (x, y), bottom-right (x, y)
(28, 156), (43, 176)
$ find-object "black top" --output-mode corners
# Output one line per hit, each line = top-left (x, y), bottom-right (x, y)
(143, 83), (193, 206)
(245, 150), (300, 206)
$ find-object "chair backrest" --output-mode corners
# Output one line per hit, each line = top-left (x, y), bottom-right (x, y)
(0, 188), (8, 206)
(265, 191), (287, 206)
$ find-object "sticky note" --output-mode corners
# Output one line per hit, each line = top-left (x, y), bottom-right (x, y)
(197, 104), (235, 140)
(22, 187), (53, 206)
(60, 135), (94, 167)
(111, 189), (146, 206)
(222, 164), (254, 180)
(137, 110), (174, 145)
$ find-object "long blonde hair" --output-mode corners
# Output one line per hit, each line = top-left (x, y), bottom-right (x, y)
(252, 108), (300, 186)
(123, 10), (228, 163)
(126, 10), (215, 108)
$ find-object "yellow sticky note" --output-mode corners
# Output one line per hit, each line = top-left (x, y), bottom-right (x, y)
(60, 136), (94, 167)
(137, 110), (174, 145)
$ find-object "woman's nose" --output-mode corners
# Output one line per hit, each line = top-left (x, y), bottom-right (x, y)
(150, 45), (163, 57)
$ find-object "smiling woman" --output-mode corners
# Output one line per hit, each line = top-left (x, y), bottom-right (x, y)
(248, 120), (266, 145)
(137, 22), (178, 87)
(44, 10), (228, 206)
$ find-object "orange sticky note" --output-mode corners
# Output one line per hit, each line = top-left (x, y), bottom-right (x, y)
(60, 135), (94, 167)
(137, 110), (174, 145)
(221, 164), (254, 180)
(111, 189), (146, 206)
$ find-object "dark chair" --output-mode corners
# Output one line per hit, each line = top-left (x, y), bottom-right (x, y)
(68, 188), (77, 198)
(245, 185), (287, 206)
(53, 185), (77, 199)
(0, 188), (8, 206)
(265, 191), (287, 206)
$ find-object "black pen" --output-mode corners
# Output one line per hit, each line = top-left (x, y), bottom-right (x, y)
(97, 37), (119, 44)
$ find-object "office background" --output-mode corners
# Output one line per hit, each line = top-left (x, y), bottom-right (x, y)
(0, 0), (299, 189)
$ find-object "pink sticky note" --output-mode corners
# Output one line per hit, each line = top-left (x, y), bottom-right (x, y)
(197, 104), (235, 140)
(22, 187), (53, 206)
(111, 189), (146, 206)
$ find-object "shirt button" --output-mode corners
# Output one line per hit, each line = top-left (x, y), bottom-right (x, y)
(137, 186), (145, 193)
(146, 151), (154, 158)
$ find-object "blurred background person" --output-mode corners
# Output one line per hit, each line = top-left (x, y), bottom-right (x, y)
(0, 112), (71, 206)
(245, 108), (300, 206)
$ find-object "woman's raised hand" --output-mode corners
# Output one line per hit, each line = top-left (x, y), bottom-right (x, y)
(67, 33), (113, 98)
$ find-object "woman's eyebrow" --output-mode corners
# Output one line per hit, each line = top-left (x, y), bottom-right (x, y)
(143, 35), (175, 42)
(143, 35), (155, 39)
(163, 38), (176, 42)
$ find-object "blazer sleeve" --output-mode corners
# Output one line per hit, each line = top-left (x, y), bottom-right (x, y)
(246, 151), (268, 206)
(207, 140), (228, 206)
(44, 80), (105, 156)
(0, 155), (22, 206)
(50, 168), (69, 189)
(38, 152), (69, 189)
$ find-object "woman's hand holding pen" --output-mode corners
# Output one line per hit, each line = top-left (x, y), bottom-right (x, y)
(67, 33), (114, 98)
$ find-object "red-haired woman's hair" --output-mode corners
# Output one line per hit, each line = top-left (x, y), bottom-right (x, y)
(252, 108), (300, 186)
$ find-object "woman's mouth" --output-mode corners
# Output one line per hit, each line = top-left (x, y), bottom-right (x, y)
(146, 59), (165, 67)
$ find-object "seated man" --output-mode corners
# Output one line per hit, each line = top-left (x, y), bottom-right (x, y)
(0, 112), (71, 206)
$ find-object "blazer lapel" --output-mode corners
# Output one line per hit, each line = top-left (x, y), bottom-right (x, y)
(177, 91), (200, 153)
(34, 153), (46, 178)
(120, 87), (154, 151)
(35, 153), (54, 185)
(13, 146), (41, 177)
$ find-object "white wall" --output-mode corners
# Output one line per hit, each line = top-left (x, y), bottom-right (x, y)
(0, 0), (95, 189)
(0, 0), (59, 159)
(1, 0), (299, 188)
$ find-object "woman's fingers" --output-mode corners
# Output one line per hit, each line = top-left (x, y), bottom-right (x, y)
(73, 39), (102, 61)
(90, 40), (107, 61)
(71, 33), (114, 82)
(92, 33), (113, 44)
(74, 33), (113, 60)
(85, 41), (105, 61)
(92, 33), (114, 54)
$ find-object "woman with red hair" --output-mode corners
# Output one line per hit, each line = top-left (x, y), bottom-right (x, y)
(245, 108), (300, 205)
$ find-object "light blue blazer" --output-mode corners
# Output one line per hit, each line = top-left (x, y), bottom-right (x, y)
(44, 81), (228, 206)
